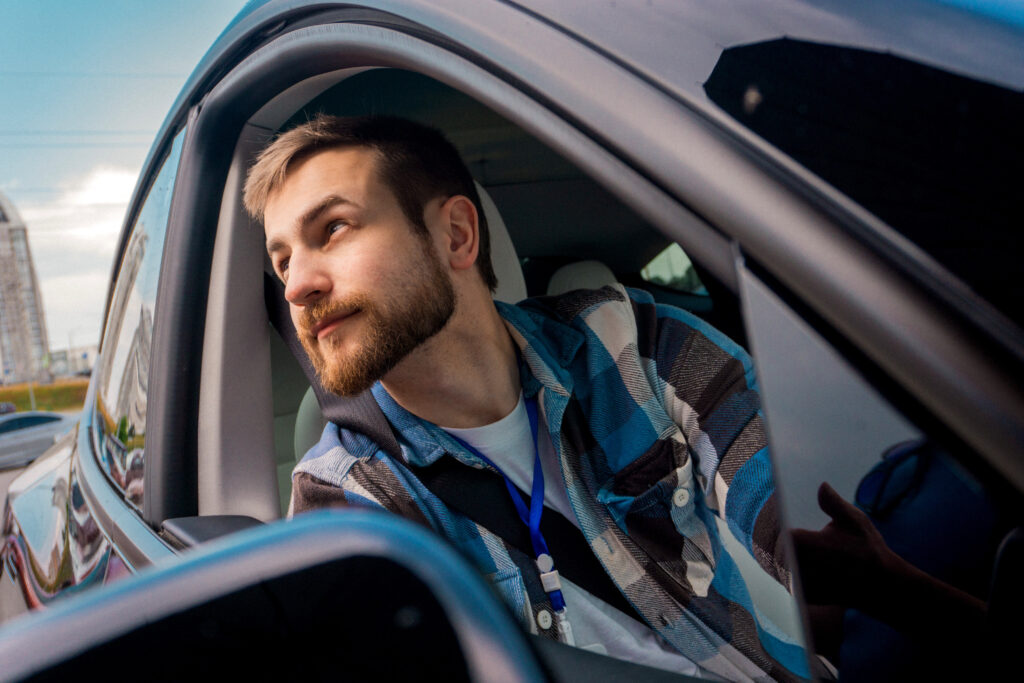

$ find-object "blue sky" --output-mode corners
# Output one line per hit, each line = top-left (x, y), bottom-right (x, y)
(0, 0), (247, 354)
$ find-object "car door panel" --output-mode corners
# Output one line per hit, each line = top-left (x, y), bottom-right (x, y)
(1, 427), (130, 623)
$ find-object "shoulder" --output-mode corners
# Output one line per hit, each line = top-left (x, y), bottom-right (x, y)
(517, 284), (712, 335)
(293, 421), (378, 488)
(517, 284), (737, 354)
(515, 283), (631, 323)
(292, 422), (431, 522)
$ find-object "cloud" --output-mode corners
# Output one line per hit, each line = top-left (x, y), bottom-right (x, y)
(15, 165), (138, 351)
(64, 168), (137, 207)
(39, 271), (111, 350)
(20, 166), (133, 260)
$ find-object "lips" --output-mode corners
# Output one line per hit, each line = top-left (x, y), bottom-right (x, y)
(309, 309), (357, 340)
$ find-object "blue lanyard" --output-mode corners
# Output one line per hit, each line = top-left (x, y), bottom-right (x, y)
(446, 396), (568, 615)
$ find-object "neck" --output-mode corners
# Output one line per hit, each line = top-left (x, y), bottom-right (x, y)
(381, 297), (520, 428)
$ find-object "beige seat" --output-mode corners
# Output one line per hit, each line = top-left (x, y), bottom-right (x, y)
(546, 260), (617, 295)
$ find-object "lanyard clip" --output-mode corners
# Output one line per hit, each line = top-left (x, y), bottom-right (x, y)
(555, 607), (576, 646)
(535, 553), (562, 593)
(536, 555), (573, 645)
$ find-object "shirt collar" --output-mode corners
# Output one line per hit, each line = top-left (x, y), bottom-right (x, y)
(372, 300), (584, 467)
(496, 299), (583, 400)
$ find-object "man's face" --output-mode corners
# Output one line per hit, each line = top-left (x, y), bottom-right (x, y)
(263, 146), (455, 396)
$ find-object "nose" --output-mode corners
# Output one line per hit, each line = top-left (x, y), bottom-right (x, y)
(283, 249), (332, 306)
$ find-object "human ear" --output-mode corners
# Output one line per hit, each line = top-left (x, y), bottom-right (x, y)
(442, 195), (479, 272)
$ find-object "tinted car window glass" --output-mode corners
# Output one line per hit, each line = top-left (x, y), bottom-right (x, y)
(705, 39), (1024, 327)
(17, 415), (58, 429)
(741, 267), (1013, 678)
(93, 129), (185, 510)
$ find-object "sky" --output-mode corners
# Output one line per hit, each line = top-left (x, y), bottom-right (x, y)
(0, 0), (249, 355)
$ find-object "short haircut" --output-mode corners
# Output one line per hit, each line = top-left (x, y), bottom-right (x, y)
(243, 114), (497, 291)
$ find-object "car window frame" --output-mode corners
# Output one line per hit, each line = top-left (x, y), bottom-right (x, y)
(74, 127), (192, 568)
(145, 1), (1021, 538)
(180, 11), (736, 527)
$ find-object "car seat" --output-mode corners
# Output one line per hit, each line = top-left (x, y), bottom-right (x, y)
(545, 260), (618, 295)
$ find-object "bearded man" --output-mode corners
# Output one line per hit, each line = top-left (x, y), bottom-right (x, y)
(244, 115), (804, 682)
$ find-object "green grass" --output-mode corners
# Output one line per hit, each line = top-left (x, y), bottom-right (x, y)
(0, 379), (89, 413)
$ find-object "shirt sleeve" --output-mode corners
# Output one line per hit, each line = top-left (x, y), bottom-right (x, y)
(290, 455), (436, 535)
(630, 287), (791, 588)
(291, 471), (356, 515)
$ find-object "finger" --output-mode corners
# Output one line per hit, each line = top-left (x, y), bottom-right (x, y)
(817, 482), (867, 532)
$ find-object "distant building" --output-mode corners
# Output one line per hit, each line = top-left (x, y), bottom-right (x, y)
(49, 345), (98, 377)
(0, 191), (51, 384)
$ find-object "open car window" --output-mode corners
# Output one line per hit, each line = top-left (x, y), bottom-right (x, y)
(202, 60), (804, 667)
(240, 67), (751, 512)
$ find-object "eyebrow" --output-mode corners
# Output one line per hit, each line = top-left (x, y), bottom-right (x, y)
(266, 194), (356, 255)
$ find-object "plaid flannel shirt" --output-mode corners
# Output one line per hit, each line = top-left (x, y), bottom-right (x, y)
(292, 285), (807, 681)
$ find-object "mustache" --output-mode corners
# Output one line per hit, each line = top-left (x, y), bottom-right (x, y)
(298, 295), (368, 338)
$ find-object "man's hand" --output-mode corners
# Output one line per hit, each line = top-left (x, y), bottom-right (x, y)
(790, 482), (902, 608)
(791, 481), (986, 643)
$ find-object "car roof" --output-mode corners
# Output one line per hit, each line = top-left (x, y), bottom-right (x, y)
(191, 0), (1024, 119)
(155, 0), (1024, 171)
(512, 0), (1024, 96)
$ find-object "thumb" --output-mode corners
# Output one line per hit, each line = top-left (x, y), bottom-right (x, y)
(817, 482), (864, 532)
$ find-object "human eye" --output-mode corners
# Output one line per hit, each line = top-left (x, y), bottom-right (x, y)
(326, 219), (349, 236)
(276, 257), (289, 282)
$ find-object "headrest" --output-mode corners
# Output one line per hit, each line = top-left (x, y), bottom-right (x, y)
(476, 182), (526, 303)
(546, 260), (618, 295)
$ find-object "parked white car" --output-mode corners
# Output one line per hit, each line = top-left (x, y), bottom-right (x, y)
(0, 412), (75, 471)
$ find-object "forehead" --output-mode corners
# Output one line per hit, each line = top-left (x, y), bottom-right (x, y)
(283, 146), (380, 202)
(263, 146), (384, 228)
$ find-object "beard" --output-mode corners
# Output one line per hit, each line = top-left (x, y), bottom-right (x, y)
(297, 242), (456, 397)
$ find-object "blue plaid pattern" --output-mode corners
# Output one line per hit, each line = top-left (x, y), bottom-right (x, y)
(293, 285), (807, 681)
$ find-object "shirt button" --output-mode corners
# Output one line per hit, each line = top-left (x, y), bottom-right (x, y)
(536, 609), (553, 630)
(672, 487), (690, 507)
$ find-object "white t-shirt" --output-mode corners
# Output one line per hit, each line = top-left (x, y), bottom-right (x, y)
(442, 395), (707, 678)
